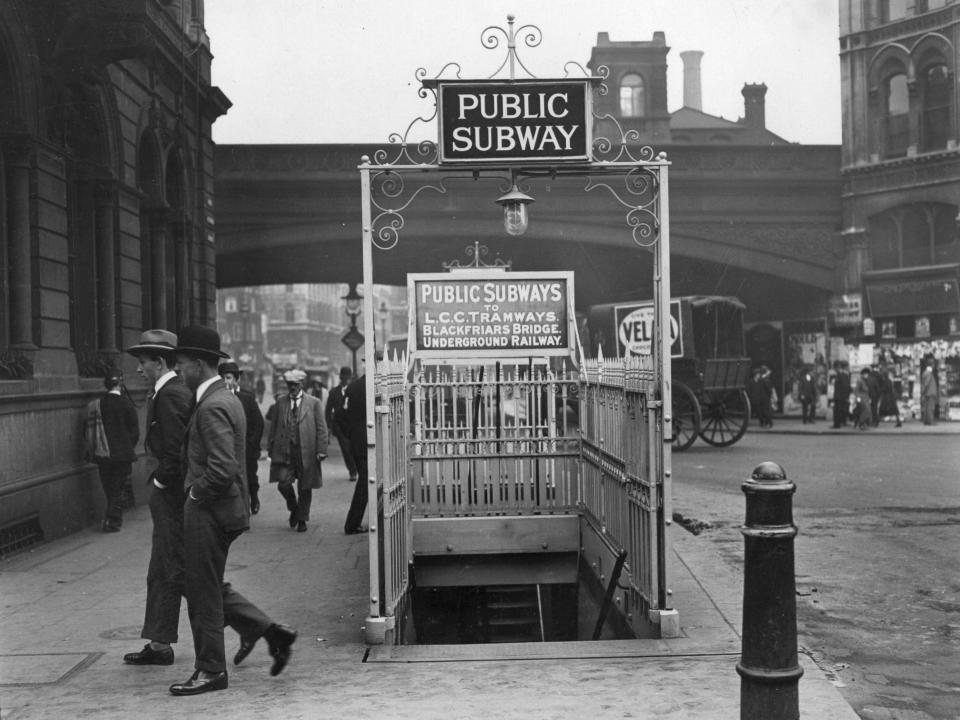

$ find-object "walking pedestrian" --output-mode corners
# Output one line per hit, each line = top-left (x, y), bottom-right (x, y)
(798, 366), (818, 424)
(867, 366), (882, 427)
(254, 374), (266, 404)
(921, 361), (939, 425)
(123, 329), (193, 667)
(84, 368), (139, 532)
(266, 368), (328, 533)
(341, 373), (369, 535)
(325, 366), (358, 480)
(831, 361), (851, 429)
(854, 367), (873, 430)
(877, 365), (902, 427)
(219, 361), (265, 514)
(170, 325), (296, 696)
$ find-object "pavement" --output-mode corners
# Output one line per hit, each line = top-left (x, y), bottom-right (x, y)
(4, 420), (944, 719)
(753, 412), (960, 436)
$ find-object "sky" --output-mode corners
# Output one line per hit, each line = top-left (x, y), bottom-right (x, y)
(204, 0), (841, 146)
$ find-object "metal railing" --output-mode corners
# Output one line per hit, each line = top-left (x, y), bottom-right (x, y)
(579, 355), (663, 614)
(409, 363), (581, 517)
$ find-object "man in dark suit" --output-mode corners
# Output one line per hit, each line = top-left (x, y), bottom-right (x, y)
(219, 361), (265, 514)
(267, 368), (328, 533)
(169, 326), (296, 697)
(340, 373), (369, 535)
(325, 366), (358, 481)
(123, 329), (193, 667)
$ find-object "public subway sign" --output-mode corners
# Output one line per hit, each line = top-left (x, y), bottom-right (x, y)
(436, 80), (592, 164)
(409, 271), (574, 358)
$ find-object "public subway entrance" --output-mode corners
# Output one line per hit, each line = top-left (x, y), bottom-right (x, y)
(353, 17), (674, 646)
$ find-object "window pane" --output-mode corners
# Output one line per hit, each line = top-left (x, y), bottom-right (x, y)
(922, 63), (951, 151)
(901, 208), (930, 267)
(619, 73), (644, 117)
(869, 215), (899, 269)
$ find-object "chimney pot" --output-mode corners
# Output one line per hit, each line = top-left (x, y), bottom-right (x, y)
(680, 50), (704, 111)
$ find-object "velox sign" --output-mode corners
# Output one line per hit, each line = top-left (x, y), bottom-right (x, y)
(410, 271), (573, 358)
(614, 301), (683, 358)
(437, 80), (591, 164)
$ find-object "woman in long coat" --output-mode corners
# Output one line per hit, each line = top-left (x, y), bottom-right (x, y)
(854, 368), (873, 430)
(267, 369), (328, 532)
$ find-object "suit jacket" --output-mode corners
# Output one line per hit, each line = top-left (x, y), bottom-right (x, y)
(337, 375), (367, 451)
(267, 392), (328, 489)
(325, 384), (347, 439)
(97, 392), (140, 462)
(236, 387), (264, 462)
(181, 378), (249, 534)
(146, 375), (193, 495)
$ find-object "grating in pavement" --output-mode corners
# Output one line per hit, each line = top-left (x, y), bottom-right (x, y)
(0, 652), (102, 686)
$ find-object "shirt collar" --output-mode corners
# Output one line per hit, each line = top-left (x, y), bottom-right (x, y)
(196, 375), (220, 404)
(154, 370), (177, 394)
(290, 391), (303, 402)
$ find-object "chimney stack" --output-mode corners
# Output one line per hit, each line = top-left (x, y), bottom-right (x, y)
(680, 50), (703, 111)
(741, 83), (767, 129)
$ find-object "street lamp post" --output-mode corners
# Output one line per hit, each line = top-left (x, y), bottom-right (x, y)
(341, 283), (364, 375)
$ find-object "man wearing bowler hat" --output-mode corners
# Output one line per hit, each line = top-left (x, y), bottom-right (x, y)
(218, 360), (265, 515)
(170, 325), (296, 696)
(123, 329), (193, 668)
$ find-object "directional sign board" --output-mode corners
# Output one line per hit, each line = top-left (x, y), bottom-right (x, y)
(409, 270), (575, 360)
(341, 327), (364, 352)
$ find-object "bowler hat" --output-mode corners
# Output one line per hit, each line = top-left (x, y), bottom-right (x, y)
(283, 369), (307, 384)
(174, 325), (229, 359)
(219, 361), (241, 377)
(125, 329), (178, 356)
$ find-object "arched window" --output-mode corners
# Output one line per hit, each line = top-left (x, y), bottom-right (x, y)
(920, 61), (951, 151)
(883, 71), (910, 157)
(619, 74), (645, 117)
(869, 203), (959, 269)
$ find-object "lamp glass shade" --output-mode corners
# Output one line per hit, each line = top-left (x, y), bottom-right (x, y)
(503, 201), (529, 236)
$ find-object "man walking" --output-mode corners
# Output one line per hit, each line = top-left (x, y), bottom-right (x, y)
(267, 369), (328, 532)
(341, 373), (369, 535)
(123, 329), (193, 667)
(831, 361), (851, 429)
(219, 361), (265, 514)
(170, 326), (296, 696)
(85, 369), (139, 532)
(325, 366), (358, 481)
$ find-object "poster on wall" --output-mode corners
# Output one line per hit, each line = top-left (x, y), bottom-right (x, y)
(409, 270), (574, 359)
(782, 318), (829, 416)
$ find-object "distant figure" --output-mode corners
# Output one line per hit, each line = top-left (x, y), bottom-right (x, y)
(866, 367), (882, 427)
(877, 365), (902, 428)
(325, 366), (358, 481)
(220, 362), (265, 514)
(831, 361), (851, 429)
(254, 374), (266, 404)
(748, 366), (773, 428)
(798, 366), (818, 424)
(340, 374), (369, 535)
(267, 369), (328, 533)
(85, 368), (139, 532)
(854, 368), (873, 430)
(921, 362), (939, 425)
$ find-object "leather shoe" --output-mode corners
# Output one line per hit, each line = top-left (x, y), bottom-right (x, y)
(233, 636), (258, 666)
(264, 624), (297, 676)
(124, 643), (174, 665)
(250, 496), (260, 514)
(288, 511), (297, 529)
(296, 521), (307, 533)
(169, 670), (228, 696)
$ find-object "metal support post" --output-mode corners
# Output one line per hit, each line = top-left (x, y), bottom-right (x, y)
(737, 461), (803, 720)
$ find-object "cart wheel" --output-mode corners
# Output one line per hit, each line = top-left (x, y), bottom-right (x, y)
(698, 389), (751, 447)
(671, 382), (701, 452)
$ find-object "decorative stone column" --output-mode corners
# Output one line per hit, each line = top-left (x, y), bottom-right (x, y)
(95, 181), (118, 353)
(840, 226), (868, 293)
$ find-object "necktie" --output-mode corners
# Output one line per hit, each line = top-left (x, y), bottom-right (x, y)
(291, 397), (299, 422)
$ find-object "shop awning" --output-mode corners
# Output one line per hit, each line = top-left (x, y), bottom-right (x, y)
(863, 265), (960, 317)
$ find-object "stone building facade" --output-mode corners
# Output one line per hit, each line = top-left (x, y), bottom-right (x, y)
(0, 0), (229, 548)
(839, 0), (960, 417)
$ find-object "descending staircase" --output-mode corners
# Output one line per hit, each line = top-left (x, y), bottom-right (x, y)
(478, 585), (544, 643)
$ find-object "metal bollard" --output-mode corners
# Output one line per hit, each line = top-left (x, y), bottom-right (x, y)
(736, 461), (803, 720)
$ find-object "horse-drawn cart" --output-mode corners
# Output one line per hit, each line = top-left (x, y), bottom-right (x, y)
(587, 295), (752, 451)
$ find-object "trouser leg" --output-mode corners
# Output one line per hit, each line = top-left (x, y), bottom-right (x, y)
(99, 461), (127, 527)
(278, 483), (298, 513)
(183, 502), (229, 673)
(297, 480), (312, 523)
(246, 457), (260, 499)
(337, 435), (357, 476)
(223, 581), (272, 641)
(142, 487), (185, 644)
(344, 451), (368, 533)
